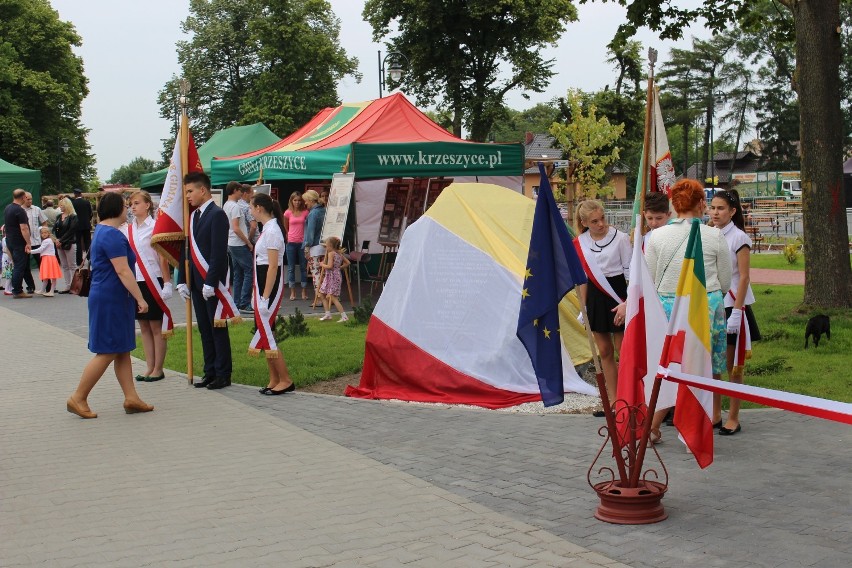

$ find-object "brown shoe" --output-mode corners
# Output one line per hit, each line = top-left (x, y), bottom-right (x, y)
(13, 292), (32, 299)
(123, 400), (154, 414)
(67, 398), (97, 419)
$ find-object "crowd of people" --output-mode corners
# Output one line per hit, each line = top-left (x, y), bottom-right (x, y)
(2, 175), (352, 419)
(574, 178), (759, 442)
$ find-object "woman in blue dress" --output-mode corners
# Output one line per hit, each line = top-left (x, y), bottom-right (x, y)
(67, 192), (154, 419)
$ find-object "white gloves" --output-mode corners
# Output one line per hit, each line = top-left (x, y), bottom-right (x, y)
(202, 284), (215, 300)
(726, 308), (743, 334)
(176, 283), (191, 300)
(161, 282), (173, 300)
(576, 311), (585, 326)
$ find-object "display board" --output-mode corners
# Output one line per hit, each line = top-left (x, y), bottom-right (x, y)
(405, 177), (429, 227)
(377, 180), (412, 244)
(425, 177), (454, 211)
(320, 172), (356, 243)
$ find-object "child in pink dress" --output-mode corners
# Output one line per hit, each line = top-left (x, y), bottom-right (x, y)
(30, 227), (63, 297)
(318, 236), (350, 322)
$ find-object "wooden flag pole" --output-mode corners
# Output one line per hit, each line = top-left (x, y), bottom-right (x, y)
(179, 79), (194, 385)
(639, 48), (658, 233)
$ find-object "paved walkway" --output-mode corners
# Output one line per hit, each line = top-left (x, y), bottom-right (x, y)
(2, 272), (850, 567)
(751, 267), (805, 286)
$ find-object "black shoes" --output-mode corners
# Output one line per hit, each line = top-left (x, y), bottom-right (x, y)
(206, 377), (231, 390)
(718, 424), (742, 436)
(263, 383), (295, 395)
(194, 376), (216, 388)
(592, 410), (606, 418)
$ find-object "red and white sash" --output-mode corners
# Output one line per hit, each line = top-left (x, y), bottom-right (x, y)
(728, 291), (752, 375)
(128, 223), (174, 337)
(575, 232), (625, 303)
(189, 218), (241, 327)
(248, 262), (285, 358)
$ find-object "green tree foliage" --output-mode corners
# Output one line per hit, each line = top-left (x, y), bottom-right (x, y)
(108, 157), (160, 186)
(550, 90), (624, 199)
(588, 0), (850, 307)
(158, 0), (359, 158)
(490, 102), (563, 144)
(0, 0), (95, 193)
(363, 0), (577, 141)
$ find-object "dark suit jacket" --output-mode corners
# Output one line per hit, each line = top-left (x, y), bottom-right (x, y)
(178, 201), (229, 291)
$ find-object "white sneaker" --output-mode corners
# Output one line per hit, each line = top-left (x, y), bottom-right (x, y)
(44, 291), (55, 297)
(34, 290), (44, 296)
(319, 313), (332, 321)
(338, 314), (349, 323)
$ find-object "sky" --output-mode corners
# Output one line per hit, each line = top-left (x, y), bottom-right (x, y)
(49, 0), (709, 181)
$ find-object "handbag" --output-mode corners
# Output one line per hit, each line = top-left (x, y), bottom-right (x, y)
(70, 254), (91, 297)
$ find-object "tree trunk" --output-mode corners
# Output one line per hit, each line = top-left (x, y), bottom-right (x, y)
(794, 0), (852, 307)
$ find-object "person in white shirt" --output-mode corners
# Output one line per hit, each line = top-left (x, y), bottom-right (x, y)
(123, 191), (173, 382)
(710, 189), (760, 436)
(223, 181), (253, 314)
(573, 200), (632, 409)
(23, 192), (47, 293)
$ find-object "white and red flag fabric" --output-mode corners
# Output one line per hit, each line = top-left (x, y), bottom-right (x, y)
(648, 86), (676, 197)
(615, 216), (672, 445)
(657, 218), (715, 468)
(151, 131), (203, 266)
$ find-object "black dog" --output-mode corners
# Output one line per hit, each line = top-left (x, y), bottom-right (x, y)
(805, 314), (831, 348)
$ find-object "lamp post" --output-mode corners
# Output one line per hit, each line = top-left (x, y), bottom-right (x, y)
(57, 139), (69, 194)
(377, 50), (409, 98)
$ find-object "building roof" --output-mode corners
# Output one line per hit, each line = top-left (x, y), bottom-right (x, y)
(524, 134), (563, 174)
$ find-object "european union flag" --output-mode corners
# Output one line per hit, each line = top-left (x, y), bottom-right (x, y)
(517, 163), (587, 406)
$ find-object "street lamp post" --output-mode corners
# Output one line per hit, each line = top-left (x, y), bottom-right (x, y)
(57, 139), (69, 194)
(377, 50), (409, 98)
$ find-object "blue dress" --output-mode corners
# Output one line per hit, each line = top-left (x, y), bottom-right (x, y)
(88, 224), (137, 354)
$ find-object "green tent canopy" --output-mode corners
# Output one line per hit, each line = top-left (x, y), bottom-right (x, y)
(0, 157), (42, 211)
(140, 122), (280, 190)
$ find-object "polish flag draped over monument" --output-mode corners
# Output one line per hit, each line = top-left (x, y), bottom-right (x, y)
(658, 218), (715, 468)
(151, 131), (203, 266)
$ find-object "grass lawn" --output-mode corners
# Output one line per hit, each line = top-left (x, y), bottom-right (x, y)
(133, 317), (367, 388)
(748, 253), (805, 271)
(743, 284), (852, 406)
(136, 284), (851, 407)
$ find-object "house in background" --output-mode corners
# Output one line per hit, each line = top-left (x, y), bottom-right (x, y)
(522, 133), (626, 200)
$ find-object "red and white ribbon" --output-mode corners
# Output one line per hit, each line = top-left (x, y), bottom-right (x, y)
(128, 223), (174, 337)
(189, 219), (240, 327)
(249, 262), (285, 358)
(657, 366), (852, 425)
(575, 232), (625, 304)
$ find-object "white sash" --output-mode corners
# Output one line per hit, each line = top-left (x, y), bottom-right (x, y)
(189, 218), (241, 327)
(577, 231), (625, 303)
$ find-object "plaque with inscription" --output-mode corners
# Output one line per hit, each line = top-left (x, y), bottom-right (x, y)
(377, 180), (412, 244)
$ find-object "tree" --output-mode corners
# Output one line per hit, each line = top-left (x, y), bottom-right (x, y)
(158, 0), (359, 158)
(490, 102), (562, 143)
(591, 0), (851, 307)
(363, 0), (577, 141)
(0, 0), (95, 193)
(550, 90), (625, 199)
(108, 157), (160, 186)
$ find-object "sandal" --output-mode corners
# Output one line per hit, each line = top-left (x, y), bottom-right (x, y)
(648, 429), (663, 447)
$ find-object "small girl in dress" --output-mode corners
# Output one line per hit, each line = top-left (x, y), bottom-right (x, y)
(30, 227), (63, 297)
(318, 236), (351, 322)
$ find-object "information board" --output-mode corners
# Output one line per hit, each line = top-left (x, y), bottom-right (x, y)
(377, 180), (412, 244)
(320, 172), (356, 243)
(425, 177), (454, 211)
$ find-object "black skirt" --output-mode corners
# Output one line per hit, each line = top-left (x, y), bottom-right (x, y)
(725, 305), (761, 345)
(136, 277), (165, 321)
(255, 265), (281, 306)
(586, 274), (627, 334)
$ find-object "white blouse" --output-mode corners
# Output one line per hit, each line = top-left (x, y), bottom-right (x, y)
(646, 218), (732, 294)
(254, 221), (285, 266)
(580, 227), (632, 279)
(124, 216), (163, 281)
(720, 222), (756, 307)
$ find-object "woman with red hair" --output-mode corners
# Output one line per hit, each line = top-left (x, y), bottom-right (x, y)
(644, 179), (732, 444)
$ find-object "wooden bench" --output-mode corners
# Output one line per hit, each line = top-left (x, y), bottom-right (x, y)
(745, 226), (764, 253)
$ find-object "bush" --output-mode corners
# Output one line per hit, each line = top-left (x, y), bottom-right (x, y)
(783, 241), (800, 265)
(352, 296), (375, 324)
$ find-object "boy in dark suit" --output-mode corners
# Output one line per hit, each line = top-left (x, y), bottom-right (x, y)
(176, 172), (234, 389)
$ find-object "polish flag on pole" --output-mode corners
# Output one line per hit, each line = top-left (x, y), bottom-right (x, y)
(658, 218), (715, 468)
(151, 130), (203, 266)
(615, 216), (672, 446)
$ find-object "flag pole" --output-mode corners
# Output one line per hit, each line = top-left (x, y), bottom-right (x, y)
(179, 78), (194, 385)
(639, 48), (658, 231)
